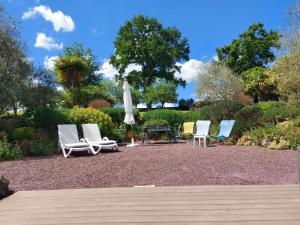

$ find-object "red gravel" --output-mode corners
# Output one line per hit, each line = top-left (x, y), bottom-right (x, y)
(0, 143), (298, 191)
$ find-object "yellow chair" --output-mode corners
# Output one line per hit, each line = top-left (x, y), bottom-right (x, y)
(182, 122), (195, 138)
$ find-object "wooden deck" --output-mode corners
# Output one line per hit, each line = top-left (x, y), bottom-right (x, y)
(0, 185), (300, 225)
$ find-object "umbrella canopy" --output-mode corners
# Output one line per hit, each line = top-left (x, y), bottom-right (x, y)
(123, 80), (135, 125)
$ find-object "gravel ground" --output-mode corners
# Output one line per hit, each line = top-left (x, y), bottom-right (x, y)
(0, 142), (298, 191)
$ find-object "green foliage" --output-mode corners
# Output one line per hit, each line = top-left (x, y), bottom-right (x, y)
(202, 101), (245, 123)
(182, 110), (209, 122)
(0, 7), (32, 115)
(30, 141), (55, 156)
(33, 108), (70, 131)
(143, 119), (169, 129)
(257, 101), (300, 123)
(63, 43), (102, 85)
(54, 55), (89, 90)
(237, 123), (300, 150)
(100, 108), (142, 126)
(110, 15), (190, 97)
(241, 67), (278, 102)
(217, 22), (280, 74)
(272, 45), (300, 105)
(69, 106), (114, 136)
(12, 127), (35, 141)
(143, 109), (184, 129)
(178, 98), (194, 110)
(144, 80), (177, 107)
(0, 136), (21, 161)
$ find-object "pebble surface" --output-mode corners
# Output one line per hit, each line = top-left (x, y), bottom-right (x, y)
(0, 142), (297, 191)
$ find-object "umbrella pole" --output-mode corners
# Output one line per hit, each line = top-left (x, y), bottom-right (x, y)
(131, 124), (134, 145)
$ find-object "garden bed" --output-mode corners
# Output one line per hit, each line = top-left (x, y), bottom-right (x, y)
(0, 143), (297, 191)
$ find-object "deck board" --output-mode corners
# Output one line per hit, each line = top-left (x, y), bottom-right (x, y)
(0, 185), (299, 225)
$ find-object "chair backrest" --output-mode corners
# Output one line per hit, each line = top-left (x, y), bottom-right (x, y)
(183, 122), (194, 134)
(218, 120), (235, 138)
(58, 124), (80, 145)
(195, 120), (211, 136)
(82, 124), (102, 142)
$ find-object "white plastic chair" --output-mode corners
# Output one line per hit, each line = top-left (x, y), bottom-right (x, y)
(193, 120), (211, 147)
(82, 124), (118, 151)
(58, 124), (99, 158)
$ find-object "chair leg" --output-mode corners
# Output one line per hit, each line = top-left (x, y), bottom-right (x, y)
(204, 137), (207, 148)
(193, 137), (195, 147)
(62, 148), (72, 158)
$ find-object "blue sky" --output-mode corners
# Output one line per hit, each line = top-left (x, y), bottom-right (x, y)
(1, 0), (296, 99)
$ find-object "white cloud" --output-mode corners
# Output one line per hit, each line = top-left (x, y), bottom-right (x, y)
(44, 55), (58, 70)
(98, 59), (142, 79)
(34, 33), (63, 50)
(175, 59), (206, 83)
(22, 5), (75, 32)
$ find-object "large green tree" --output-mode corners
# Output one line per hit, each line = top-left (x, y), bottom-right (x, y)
(217, 23), (280, 74)
(110, 15), (189, 107)
(144, 80), (177, 108)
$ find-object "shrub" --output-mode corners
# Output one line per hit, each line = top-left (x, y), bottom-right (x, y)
(33, 108), (70, 131)
(69, 106), (114, 136)
(182, 109), (209, 122)
(0, 136), (22, 161)
(101, 108), (142, 126)
(12, 127), (35, 141)
(143, 119), (169, 129)
(234, 105), (262, 137)
(88, 99), (111, 108)
(237, 123), (300, 150)
(257, 101), (300, 124)
(201, 101), (244, 123)
(143, 109), (184, 129)
(30, 141), (55, 156)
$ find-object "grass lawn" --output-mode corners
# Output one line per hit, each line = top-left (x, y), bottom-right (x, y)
(0, 143), (297, 191)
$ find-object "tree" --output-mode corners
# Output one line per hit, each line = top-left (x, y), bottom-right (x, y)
(144, 80), (177, 108)
(196, 63), (244, 103)
(110, 15), (189, 107)
(54, 55), (89, 106)
(241, 67), (279, 103)
(281, 0), (300, 53)
(0, 7), (32, 115)
(22, 67), (58, 109)
(178, 98), (194, 110)
(272, 45), (300, 105)
(217, 23), (280, 75)
(63, 43), (102, 85)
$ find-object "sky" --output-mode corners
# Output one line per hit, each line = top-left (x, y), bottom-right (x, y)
(0, 0), (296, 100)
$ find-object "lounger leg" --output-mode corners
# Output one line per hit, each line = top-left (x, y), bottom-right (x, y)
(204, 137), (207, 148)
(193, 137), (195, 147)
(199, 138), (201, 147)
(62, 148), (72, 158)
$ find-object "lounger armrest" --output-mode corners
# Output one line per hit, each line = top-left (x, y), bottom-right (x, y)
(103, 137), (109, 141)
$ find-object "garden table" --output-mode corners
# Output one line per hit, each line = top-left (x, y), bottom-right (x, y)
(142, 125), (176, 144)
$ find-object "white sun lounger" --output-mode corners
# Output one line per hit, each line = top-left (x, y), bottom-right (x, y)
(58, 124), (100, 158)
(82, 124), (118, 151)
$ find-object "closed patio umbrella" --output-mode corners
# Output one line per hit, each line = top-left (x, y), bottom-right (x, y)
(123, 80), (138, 147)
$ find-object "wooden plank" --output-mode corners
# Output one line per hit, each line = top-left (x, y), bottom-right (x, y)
(0, 185), (299, 225)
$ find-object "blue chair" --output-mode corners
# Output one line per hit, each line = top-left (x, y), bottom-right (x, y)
(212, 120), (235, 142)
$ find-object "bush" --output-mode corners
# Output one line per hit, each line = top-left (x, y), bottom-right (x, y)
(0, 136), (22, 161)
(33, 108), (70, 131)
(234, 105), (262, 137)
(69, 106), (114, 136)
(143, 119), (169, 129)
(182, 109), (209, 122)
(143, 109), (184, 129)
(201, 101), (244, 123)
(30, 141), (55, 156)
(257, 101), (300, 124)
(12, 127), (35, 141)
(88, 99), (111, 108)
(237, 123), (300, 150)
(101, 108), (142, 126)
